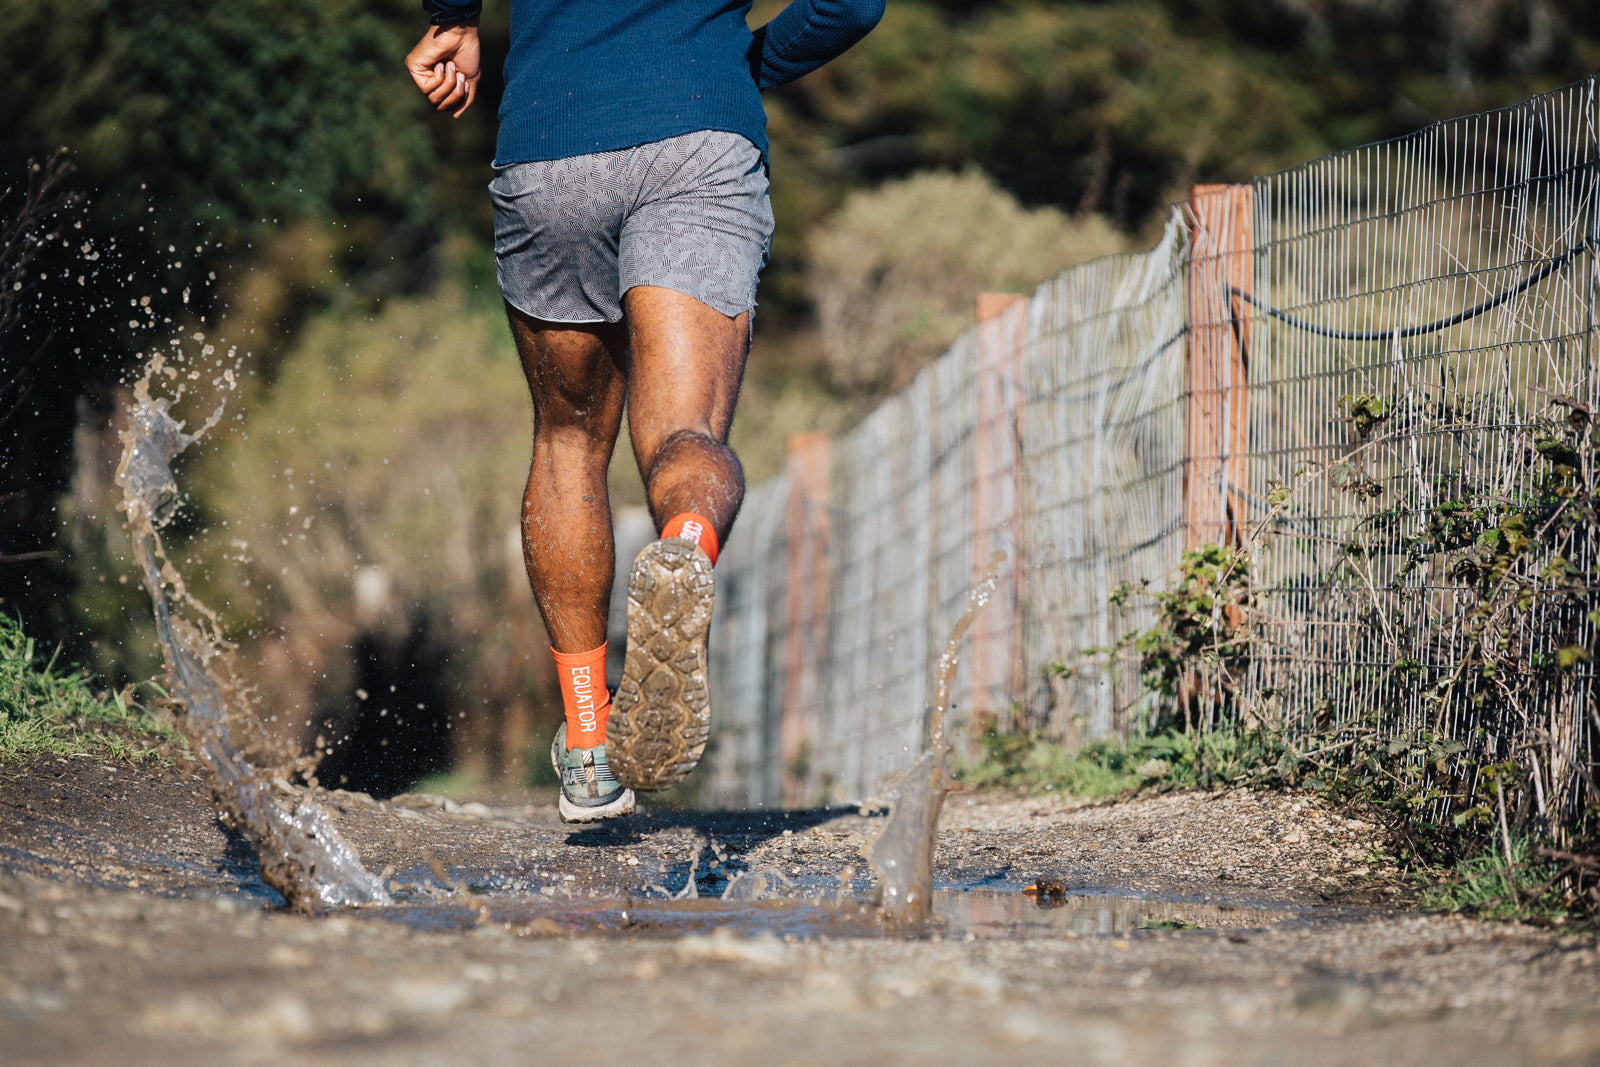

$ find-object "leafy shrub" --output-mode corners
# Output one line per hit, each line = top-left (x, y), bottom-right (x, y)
(807, 167), (1126, 392)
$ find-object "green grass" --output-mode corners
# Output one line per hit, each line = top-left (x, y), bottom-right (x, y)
(1417, 836), (1585, 925)
(0, 614), (176, 764)
(407, 768), (494, 800)
(958, 721), (1223, 800)
(958, 733), (1142, 798)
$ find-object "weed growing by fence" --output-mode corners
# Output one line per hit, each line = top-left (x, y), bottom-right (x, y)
(1074, 393), (1600, 913)
(968, 392), (1600, 917)
(960, 717), (1290, 801)
(1417, 836), (1576, 925)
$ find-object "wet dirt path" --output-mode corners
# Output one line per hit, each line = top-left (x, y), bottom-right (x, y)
(3, 757), (1598, 1065)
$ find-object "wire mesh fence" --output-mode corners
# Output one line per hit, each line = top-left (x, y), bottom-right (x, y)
(1240, 80), (1600, 833)
(702, 76), (1600, 827)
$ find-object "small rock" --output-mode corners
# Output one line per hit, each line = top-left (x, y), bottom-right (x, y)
(388, 978), (471, 1015)
(266, 945), (314, 969)
(676, 930), (786, 969)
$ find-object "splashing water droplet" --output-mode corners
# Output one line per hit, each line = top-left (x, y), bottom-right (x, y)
(115, 353), (389, 911)
(867, 554), (1005, 924)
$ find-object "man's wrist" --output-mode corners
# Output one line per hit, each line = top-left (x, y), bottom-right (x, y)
(422, 1), (482, 27)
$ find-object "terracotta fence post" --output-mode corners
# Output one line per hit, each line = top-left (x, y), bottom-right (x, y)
(1185, 184), (1254, 550)
(970, 292), (1029, 729)
(780, 432), (832, 804)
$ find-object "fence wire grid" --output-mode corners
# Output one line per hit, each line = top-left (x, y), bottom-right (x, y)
(701, 76), (1600, 823)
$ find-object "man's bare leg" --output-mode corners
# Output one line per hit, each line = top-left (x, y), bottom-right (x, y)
(607, 285), (751, 791)
(509, 305), (639, 818)
(508, 305), (629, 653)
(623, 285), (750, 538)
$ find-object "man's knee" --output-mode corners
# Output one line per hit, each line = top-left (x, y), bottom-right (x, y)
(534, 418), (621, 472)
(640, 427), (736, 479)
(526, 355), (626, 460)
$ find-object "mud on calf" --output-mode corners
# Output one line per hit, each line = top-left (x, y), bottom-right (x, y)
(314, 616), (455, 798)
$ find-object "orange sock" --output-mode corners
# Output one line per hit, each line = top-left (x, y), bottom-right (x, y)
(661, 512), (719, 565)
(552, 643), (610, 750)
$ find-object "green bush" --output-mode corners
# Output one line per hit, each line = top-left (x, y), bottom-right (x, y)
(807, 167), (1126, 392)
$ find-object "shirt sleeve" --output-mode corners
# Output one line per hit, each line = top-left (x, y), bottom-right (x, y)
(750, 0), (886, 91)
(421, 0), (482, 25)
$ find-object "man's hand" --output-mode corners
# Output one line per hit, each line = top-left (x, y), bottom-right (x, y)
(405, 23), (481, 118)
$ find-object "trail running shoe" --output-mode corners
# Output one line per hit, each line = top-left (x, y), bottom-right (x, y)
(608, 537), (715, 791)
(551, 723), (635, 823)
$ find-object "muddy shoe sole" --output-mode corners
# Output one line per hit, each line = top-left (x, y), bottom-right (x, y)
(608, 538), (714, 791)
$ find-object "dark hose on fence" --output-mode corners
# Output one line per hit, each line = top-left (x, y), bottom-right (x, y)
(1232, 234), (1596, 342)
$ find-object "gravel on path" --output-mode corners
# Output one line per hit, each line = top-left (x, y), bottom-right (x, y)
(1, 756), (1595, 1066)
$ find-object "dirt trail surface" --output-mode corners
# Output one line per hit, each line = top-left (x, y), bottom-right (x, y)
(3, 757), (1598, 1066)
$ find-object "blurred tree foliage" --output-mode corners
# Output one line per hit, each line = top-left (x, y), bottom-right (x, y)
(0, 0), (505, 646)
(0, 0), (443, 244)
(756, 0), (1600, 313)
(808, 168), (1126, 391)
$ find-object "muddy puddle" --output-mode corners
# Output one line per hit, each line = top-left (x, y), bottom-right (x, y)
(356, 884), (1334, 941)
(358, 848), (1335, 941)
(932, 887), (1334, 938)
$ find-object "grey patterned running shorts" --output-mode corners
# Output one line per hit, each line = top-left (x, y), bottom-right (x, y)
(490, 130), (774, 323)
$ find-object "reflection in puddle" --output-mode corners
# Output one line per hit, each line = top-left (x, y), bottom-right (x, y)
(936, 889), (1318, 938)
(360, 886), (1325, 941)
(369, 896), (884, 940)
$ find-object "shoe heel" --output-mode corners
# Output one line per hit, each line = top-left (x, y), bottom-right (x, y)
(609, 539), (714, 791)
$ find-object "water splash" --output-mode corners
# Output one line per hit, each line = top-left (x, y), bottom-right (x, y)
(116, 354), (390, 911)
(868, 552), (1005, 923)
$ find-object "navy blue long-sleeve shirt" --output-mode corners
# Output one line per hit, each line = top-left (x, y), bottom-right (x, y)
(422, 0), (884, 166)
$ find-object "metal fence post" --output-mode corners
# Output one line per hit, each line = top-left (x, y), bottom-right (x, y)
(971, 293), (1028, 728)
(1185, 184), (1254, 550)
(780, 432), (831, 805)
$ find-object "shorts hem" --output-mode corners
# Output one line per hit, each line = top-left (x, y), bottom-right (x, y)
(500, 292), (617, 325)
(620, 282), (755, 320)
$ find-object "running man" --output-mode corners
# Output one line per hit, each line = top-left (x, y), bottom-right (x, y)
(405, 1), (883, 821)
